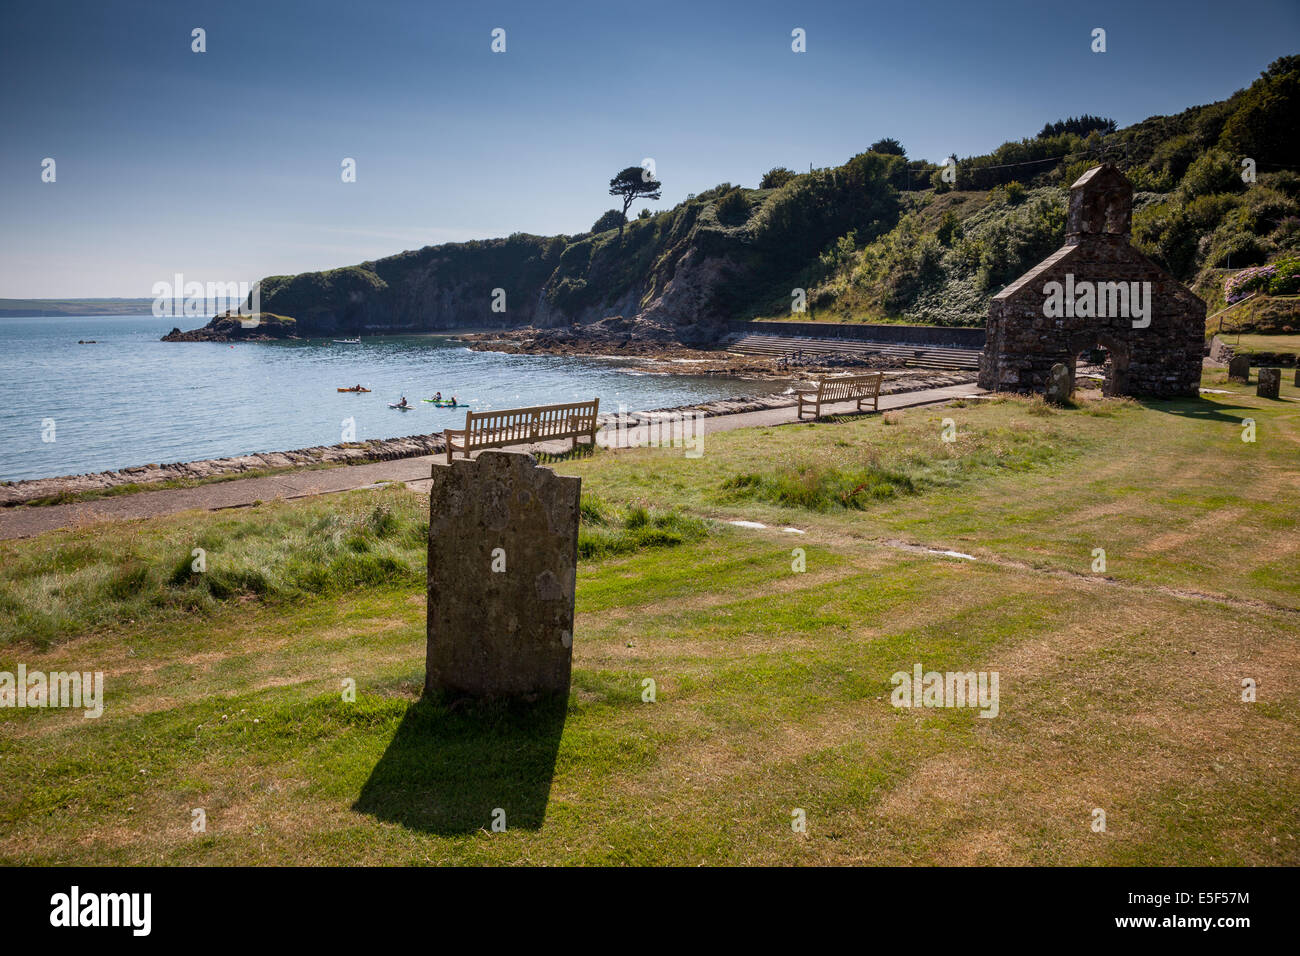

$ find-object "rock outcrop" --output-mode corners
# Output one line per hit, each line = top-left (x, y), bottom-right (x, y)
(161, 312), (300, 342)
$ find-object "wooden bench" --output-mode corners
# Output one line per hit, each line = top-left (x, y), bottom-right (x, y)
(444, 399), (600, 463)
(796, 373), (884, 419)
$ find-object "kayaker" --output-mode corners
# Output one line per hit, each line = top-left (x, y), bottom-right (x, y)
(399, 396), (408, 408)
(355, 384), (362, 392)
(433, 391), (442, 402)
(449, 395), (458, 406)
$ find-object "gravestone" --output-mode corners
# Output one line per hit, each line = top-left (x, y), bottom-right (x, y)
(1257, 368), (1281, 399)
(426, 450), (581, 698)
(1294, 367), (1299, 388)
(1045, 362), (1072, 404)
(1228, 355), (1251, 383)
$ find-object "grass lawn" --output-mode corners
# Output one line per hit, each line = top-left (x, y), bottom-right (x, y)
(1224, 333), (1300, 357)
(1, 372), (1297, 865)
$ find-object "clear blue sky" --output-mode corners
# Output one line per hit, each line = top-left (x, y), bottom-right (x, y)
(2, 0), (1295, 297)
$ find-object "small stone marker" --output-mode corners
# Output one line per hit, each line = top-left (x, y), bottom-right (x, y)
(426, 450), (580, 698)
(1256, 367), (1281, 399)
(1045, 362), (1072, 404)
(1228, 355), (1251, 382)
(1294, 366), (1299, 388)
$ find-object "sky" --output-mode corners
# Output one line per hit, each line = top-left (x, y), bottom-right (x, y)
(1, 0), (1296, 298)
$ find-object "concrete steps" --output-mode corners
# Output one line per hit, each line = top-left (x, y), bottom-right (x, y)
(725, 333), (981, 370)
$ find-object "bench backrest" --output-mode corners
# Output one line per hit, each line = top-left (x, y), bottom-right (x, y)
(817, 373), (883, 401)
(463, 400), (600, 447)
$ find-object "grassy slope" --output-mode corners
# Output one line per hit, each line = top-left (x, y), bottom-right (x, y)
(1227, 333), (1300, 356)
(1, 373), (1297, 865)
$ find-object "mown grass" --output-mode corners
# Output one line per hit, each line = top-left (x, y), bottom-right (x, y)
(1224, 333), (1300, 357)
(560, 382), (1299, 607)
(0, 379), (1296, 865)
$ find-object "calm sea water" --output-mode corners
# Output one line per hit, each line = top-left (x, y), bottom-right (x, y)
(0, 315), (763, 483)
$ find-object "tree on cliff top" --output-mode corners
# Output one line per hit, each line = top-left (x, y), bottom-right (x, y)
(608, 166), (662, 236)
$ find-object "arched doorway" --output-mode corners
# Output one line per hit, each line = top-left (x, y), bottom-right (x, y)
(1068, 333), (1130, 397)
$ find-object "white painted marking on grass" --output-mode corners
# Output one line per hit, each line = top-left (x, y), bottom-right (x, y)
(929, 549), (976, 560)
(782, 527), (806, 534)
(729, 520), (768, 529)
(1199, 388), (1233, 394)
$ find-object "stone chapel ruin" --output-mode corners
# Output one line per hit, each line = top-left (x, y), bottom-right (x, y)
(979, 164), (1206, 398)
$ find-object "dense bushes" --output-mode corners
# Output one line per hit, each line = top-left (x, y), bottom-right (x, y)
(714, 188), (751, 226)
(759, 167), (795, 189)
(752, 151), (903, 262)
(592, 209), (624, 233)
(1226, 254), (1300, 302)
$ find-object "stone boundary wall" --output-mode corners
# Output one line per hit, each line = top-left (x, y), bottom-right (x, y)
(732, 320), (986, 349)
(0, 434), (449, 507)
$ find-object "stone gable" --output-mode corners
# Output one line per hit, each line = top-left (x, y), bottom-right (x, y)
(979, 164), (1206, 398)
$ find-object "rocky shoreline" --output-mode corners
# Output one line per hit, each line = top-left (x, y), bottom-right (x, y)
(461, 316), (900, 381)
(1, 370), (975, 508)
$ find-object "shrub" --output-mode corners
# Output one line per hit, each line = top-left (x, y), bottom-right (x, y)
(759, 167), (796, 189)
(715, 188), (752, 226)
(591, 209), (624, 233)
(1179, 149), (1245, 200)
(1271, 217), (1300, 251)
(1225, 264), (1276, 303)
(936, 211), (963, 246)
(999, 181), (1027, 205)
(1269, 255), (1300, 295)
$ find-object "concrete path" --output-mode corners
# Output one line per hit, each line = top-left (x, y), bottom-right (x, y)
(0, 383), (983, 541)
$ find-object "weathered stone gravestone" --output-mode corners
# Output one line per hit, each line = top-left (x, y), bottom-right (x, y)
(1228, 355), (1251, 383)
(1294, 366), (1300, 388)
(1045, 362), (1072, 404)
(1257, 368), (1281, 399)
(426, 450), (580, 698)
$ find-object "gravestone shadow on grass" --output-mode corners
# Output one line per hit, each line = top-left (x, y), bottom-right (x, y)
(352, 690), (567, 835)
(1136, 396), (1257, 425)
(533, 443), (596, 466)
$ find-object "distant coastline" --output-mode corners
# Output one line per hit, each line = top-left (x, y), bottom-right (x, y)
(0, 298), (155, 317)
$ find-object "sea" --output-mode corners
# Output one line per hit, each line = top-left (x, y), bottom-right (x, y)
(0, 315), (764, 483)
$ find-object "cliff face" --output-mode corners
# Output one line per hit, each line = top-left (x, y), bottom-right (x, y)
(166, 151), (909, 343)
(250, 199), (750, 342)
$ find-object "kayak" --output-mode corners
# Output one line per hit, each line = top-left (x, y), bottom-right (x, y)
(338, 387), (371, 393)
(422, 399), (466, 406)
(388, 403), (413, 410)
